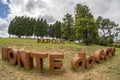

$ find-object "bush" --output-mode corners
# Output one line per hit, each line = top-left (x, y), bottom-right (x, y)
(98, 37), (113, 46)
(114, 44), (120, 48)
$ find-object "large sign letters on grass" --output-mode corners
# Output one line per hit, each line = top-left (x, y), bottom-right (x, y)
(1, 47), (115, 74)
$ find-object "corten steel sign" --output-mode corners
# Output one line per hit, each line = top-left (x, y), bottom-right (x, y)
(50, 53), (65, 74)
(1, 47), (115, 74)
(37, 39), (65, 44)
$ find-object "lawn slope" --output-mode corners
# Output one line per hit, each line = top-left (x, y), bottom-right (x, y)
(0, 38), (120, 80)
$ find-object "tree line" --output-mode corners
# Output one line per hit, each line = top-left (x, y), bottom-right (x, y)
(8, 3), (120, 45)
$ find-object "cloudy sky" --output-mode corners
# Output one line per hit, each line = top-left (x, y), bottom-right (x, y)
(0, 0), (120, 37)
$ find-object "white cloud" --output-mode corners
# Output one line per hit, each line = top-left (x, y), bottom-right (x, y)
(1, 0), (9, 5)
(0, 18), (9, 37)
(0, 0), (120, 37)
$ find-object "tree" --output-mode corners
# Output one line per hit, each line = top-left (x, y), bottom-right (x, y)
(48, 24), (55, 38)
(32, 18), (36, 38)
(8, 18), (15, 37)
(62, 13), (74, 41)
(104, 19), (118, 44)
(54, 21), (62, 39)
(114, 27), (120, 39)
(8, 16), (49, 38)
(40, 18), (45, 37)
(13, 16), (25, 38)
(75, 4), (98, 45)
(96, 16), (119, 45)
(43, 19), (48, 37)
(23, 17), (29, 37)
(34, 18), (41, 38)
(28, 17), (34, 37)
(96, 16), (106, 37)
(8, 16), (19, 37)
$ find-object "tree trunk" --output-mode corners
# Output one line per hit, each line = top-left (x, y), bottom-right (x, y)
(102, 29), (106, 38)
(18, 35), (21, 38)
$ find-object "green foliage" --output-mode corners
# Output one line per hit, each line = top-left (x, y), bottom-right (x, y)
(62, 13), (74, 41)
(34, 18), (49, 38)
(8, 3), (118, 47)
(114, 44), (120, 48)
(48, 21), (62, 39)
(34, 18), (41, 37)
(96, 16), (119, 46)
(43, 19), (48, 37)
(54, 21), (62, 38)
(48, 24), (55, 38)
(8, 18), (15, 36)
(8, 16), (48, 38)
(75, 4), (98, 45)
(98, 37), (112, 46)
(13, 16), (25, 38)
(25, 17), (35, 37)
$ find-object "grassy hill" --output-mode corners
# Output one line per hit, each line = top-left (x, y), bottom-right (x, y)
(0, 38), (120, 80)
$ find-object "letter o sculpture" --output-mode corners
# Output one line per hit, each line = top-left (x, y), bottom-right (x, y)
(8, 49), (17, 65)
(94, 49), (105, 63)
(85, 56), (94, 68)
(71, 56), (85, 71)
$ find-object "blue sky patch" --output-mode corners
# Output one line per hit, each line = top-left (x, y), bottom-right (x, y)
(0, 0), (10, 19)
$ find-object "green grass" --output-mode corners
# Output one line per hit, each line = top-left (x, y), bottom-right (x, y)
(0, 38), (120, 80)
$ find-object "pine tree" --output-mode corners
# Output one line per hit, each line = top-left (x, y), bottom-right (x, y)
(62, 13), (74, 41)
(75, 4), (98, 45)
(54, 21), (62, 39)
